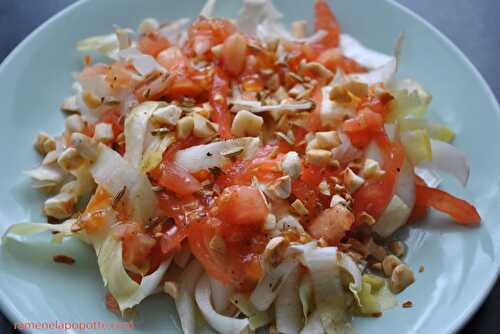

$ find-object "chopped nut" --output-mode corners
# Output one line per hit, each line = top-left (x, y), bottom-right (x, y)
(82, 90), (101, 109)
(43, 192), (77, 219)
(71, 133), (98, 161)
(330, 194), (347, 207)
(93, 123), (114, 143)
(57, 147), (84, 171)
(371, 262), (383, 272)
(419, 265), (425, 273)
(306, 138), (319, 152)
(60, 180), (80, 197)
(53, 255), (75, 264)
(344, 81), (369, 98)
(358, 211), (376, 226)
(280, 151), (301, 180)
(288, 83), (306, 98)
(318, 180), (331, 196)
(390, 264), (415, 293)
(382, 255), (403, 277)
(291, 199), (309, 216)
(151, 104), (182, 127)
(231, 110), (263, 137)
(60, 95), (79, 113)
(42, 150), (59, 165)
(138, 18), (159, 34)
(299, 62), (333, 84)
(34, 132), (56, 155)
(193, 113), (217, 138)
(163, 281), (179, 299)
(362, 158), (385, 179)
(367, 239), (387, 261)
(315, 131), (340, 149)
(176, 116), (194, 139)
(65, 114), (85, 133)
(267, 175), (292, 199)
(306, 149), (332, 166)
(343, 167), (365, 193)
(329, 85), (352, 105)
(291, 20), (308, 39)
(389, 240), (406, 258)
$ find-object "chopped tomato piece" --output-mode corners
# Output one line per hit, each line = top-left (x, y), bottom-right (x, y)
(160, 225), (189, 254)
(138, 33), (171, 57)
(188, 217), (266, 291)
(308, 205), (355, 245)
(314, 0), (340, 48)
(157, 47), (189, 73)
(188, 218), (233, 285)
(358, 95), (390, 116)
(308, 86), (323, 132)
(157, 161), (202, 197)
(99, 107), (124, 138)
(112, 222), (156, 268)
(343, 108), (384, 147)
(210, 67), (232, 138)
(105, 293), (120, 315)
(317, 48), (367, 74)
(353, 134), (405, 219)
(185, 17), (236, 57)
(216, 185), (269, 225)
(415, 185), (481, 225)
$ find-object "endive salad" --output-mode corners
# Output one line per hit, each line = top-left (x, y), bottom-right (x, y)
(4, 0), (481, 333)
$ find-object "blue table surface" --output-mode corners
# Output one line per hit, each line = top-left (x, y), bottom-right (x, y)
(0, 0), (498, 333)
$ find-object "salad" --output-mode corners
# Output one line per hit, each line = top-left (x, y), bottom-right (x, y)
(3, 0), (481, 333)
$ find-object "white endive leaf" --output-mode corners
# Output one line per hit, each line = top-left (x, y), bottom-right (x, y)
(174, 137), (261, 172)
(196, 274), (250, 334)
(124, 101), (164, 169)
(302, 247), (353, 334)
(90, 144), (156, 224)
(276, 266), (303, 334)
(340, 34), (392, 70)
(418, 139), (469, 186)
(175, 259), (204, 334)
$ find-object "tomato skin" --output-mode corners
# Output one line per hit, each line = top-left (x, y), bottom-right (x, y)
(308, 205), (355, 245)
(314, 0), (340, 48)
(138, 34), (171, 57)
(158, 161), (202, 197)
(210, 67), (232, 139)
(415, 185), (481, 225)
(216, 185), (269, 225)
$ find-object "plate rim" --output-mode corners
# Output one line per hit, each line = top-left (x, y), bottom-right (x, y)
(0, 0), (498, 333)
